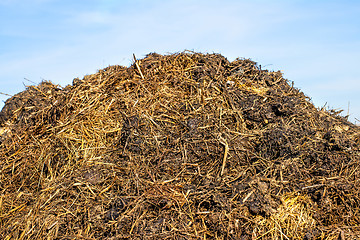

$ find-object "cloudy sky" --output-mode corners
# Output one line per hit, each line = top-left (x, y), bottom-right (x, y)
(0, 0), (359, 123)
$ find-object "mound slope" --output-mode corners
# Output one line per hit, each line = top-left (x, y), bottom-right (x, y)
(0, 52), (359, 239)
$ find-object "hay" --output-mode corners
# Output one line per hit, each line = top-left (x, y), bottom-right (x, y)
(0, 51), (360, 239)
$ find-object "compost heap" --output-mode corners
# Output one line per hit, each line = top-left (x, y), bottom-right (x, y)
(0, 52), (359, 240)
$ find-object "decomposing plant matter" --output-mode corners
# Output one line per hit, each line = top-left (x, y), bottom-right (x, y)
(0, 51), (359, 239)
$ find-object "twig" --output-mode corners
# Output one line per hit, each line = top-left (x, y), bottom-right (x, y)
(301, 184), (324, 190)
(0, 92), (12, 97)
(133, 54), (153, 96)
(219, 136), (229, 176)
(133, 54), (145, 80)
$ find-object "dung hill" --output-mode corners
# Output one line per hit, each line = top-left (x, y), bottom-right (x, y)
(0, 52), (359, 239)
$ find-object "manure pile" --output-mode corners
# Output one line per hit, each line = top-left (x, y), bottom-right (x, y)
(0, 52), (360, 239)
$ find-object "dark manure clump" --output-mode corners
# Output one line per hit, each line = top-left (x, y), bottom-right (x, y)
(0, 51), (359, 239)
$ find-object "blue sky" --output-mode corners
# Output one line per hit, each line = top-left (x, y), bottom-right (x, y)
(1, 0), (359, 123)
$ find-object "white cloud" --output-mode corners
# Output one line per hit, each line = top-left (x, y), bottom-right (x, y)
(66, 11), (114, 26)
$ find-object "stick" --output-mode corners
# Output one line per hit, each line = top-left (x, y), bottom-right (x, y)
(219, 137), (229, 176)
(133, 54), (153, 96)
(133, 54), (145, 80)
(0, 92), (12, 97)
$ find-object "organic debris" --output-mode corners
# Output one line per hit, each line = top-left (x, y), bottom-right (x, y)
(0, 51), (359, 239)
